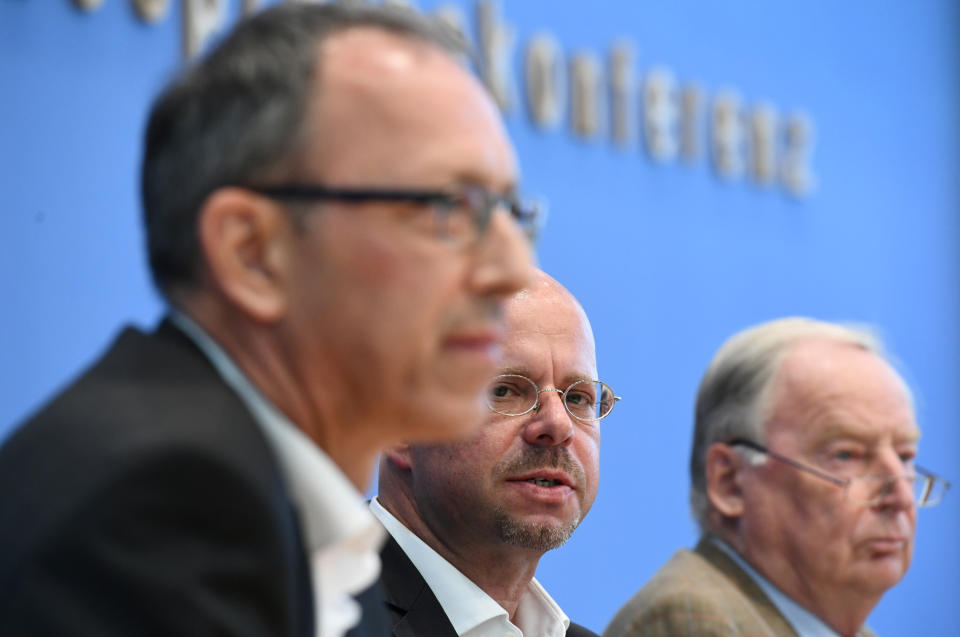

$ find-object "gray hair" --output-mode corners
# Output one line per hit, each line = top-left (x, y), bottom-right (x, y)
(689, 317), (887, 532)
(141, 2), (466, 299)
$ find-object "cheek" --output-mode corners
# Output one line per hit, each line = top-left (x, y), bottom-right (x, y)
(419, 438), (498, 484)
(579, 431), (602, 501)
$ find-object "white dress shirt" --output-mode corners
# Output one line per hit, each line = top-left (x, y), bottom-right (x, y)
(172, 313), (385, 637)
(711, 538), (848, 637)
(370, 497), (570, 637)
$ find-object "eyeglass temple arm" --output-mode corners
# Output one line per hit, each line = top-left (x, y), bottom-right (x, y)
(249, 184), (450, 204)
(726, 438), (849, 488)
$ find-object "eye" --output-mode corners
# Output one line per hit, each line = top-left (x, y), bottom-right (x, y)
(488, 382), (518, 400)
(897, 448), (917, 465)
(565, 390), (594, 407)
(435, 201), (476, 243)
(831, 449), (860, 461)
(823, 445), (868, 467)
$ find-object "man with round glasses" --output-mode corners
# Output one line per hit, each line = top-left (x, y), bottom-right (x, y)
(371, 270), (617, 636)
(605, 317), (950, 637)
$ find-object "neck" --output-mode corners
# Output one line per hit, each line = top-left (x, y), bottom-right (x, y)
(723, 531), (876, 637)
(379, 491), (541, 620)
(772, 576), (874, 637)
(178, 300), (383, 490)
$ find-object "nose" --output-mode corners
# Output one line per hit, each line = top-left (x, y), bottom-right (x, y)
(871, 476), (916, 512)
(871, 448), (916, 511)
(521, 389), (574, 447)
(469, 208), (534, 299)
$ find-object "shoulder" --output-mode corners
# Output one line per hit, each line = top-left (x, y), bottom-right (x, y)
(602, 546), (769, 637)
(0, 322), (289, 589)
(1, 320), (278, 490)
(567, 621), (600, 637)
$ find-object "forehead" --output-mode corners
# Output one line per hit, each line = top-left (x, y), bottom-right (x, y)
(304, 27), (516, 188)
(500, 284), (597, 382)
(767, 339), (919, 442)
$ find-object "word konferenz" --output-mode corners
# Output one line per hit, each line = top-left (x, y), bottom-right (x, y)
(72, 0), (816, 198)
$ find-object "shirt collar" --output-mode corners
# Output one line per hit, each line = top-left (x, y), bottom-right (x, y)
(169, 311), (383, 555)
(370, 497), (569, 637)
(710, 538), (844, 637)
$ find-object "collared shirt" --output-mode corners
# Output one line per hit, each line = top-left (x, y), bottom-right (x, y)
(710, 538), (847, 637)
(370, 497), (570, 637)
(171, 312), (385, 637)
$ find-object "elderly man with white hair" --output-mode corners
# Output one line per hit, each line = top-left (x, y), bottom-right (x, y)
(605, 317), (950, 637)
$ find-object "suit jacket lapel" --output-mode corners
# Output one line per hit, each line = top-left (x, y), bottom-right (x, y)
(695, 539), (800, 637)
(343, 580), (391, 637)
(379, 537), (458, 637)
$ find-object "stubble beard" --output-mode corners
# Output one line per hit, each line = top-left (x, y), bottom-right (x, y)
(492, 507), (581, 551)
(487, 445), (588, 551)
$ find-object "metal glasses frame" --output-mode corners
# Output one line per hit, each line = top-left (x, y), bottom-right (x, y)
(727, 437), (951, 507)
(486, 373), (621, 423)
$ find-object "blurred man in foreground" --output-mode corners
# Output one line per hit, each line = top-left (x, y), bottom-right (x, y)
(0, 4), (535, 636)
(605, 317), (949, 637)
(372, 270), (617, 637)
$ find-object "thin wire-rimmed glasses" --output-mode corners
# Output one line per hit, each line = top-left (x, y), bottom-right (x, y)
(728, 438), (951, 508)
(485, 373), (621, 423)
(248, 183), (545, 245)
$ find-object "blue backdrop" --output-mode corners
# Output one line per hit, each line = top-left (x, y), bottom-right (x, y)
(2, 1), (957, 634)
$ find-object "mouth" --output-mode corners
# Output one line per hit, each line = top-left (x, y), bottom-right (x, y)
(862, 537), (909, 556)
(444, 326), (503, 353)
(508, 470), (575, 490)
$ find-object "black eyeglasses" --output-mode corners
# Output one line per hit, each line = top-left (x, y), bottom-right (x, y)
(727, 438), (951, 508)
(248, 183), (544, 246)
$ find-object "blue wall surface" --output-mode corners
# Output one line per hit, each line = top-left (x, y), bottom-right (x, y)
(2, 1), (958, 635)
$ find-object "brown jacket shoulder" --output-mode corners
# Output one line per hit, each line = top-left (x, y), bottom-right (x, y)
(604, 539), (878, 637)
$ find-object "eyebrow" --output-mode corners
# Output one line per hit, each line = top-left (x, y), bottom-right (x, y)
(816, 422), (922, 445)
(497, 367), (596, 387)
(446, 173), (518, 196)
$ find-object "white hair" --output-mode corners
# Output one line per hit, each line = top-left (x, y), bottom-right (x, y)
(688, 317), (893, 533)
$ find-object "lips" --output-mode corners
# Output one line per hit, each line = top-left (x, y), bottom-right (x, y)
(444, 325), (504, 353)
(507, 469), (575, 489)
(863, 537), (908, 554)
(444, 332), (501, 350)
(505, 471), (576, 505)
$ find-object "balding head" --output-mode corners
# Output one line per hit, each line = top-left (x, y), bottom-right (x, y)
(377, 270), (608, 580)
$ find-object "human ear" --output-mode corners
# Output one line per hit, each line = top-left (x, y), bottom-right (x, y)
(383, 444), (413, 470)
(706, 442), (746, 518)
(197, 187), (292, 323)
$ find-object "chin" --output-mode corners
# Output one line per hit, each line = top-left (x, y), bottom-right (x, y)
(854, 559), (909, 594)
(495, 514), (579, 552)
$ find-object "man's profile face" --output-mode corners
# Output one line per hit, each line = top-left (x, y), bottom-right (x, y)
(281, 28), (532, 445)
(739, 339), (919, 601)
(406, 279), (601, 553)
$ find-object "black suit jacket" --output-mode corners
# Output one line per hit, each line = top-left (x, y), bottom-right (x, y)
(374, 536), (597, 637)
(0, 320), (387, 636)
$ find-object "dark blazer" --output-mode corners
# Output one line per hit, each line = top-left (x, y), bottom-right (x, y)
(0, 319), (385, 636)
(603, 539), (878, 637)
(375, 536), (597, 637)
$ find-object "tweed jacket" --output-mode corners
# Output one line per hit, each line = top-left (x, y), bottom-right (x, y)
(603, 539), (878, 637)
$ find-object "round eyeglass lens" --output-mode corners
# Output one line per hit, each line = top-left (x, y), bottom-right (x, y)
(564, 380), (616, 422)
(485, 374), (539, 416)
